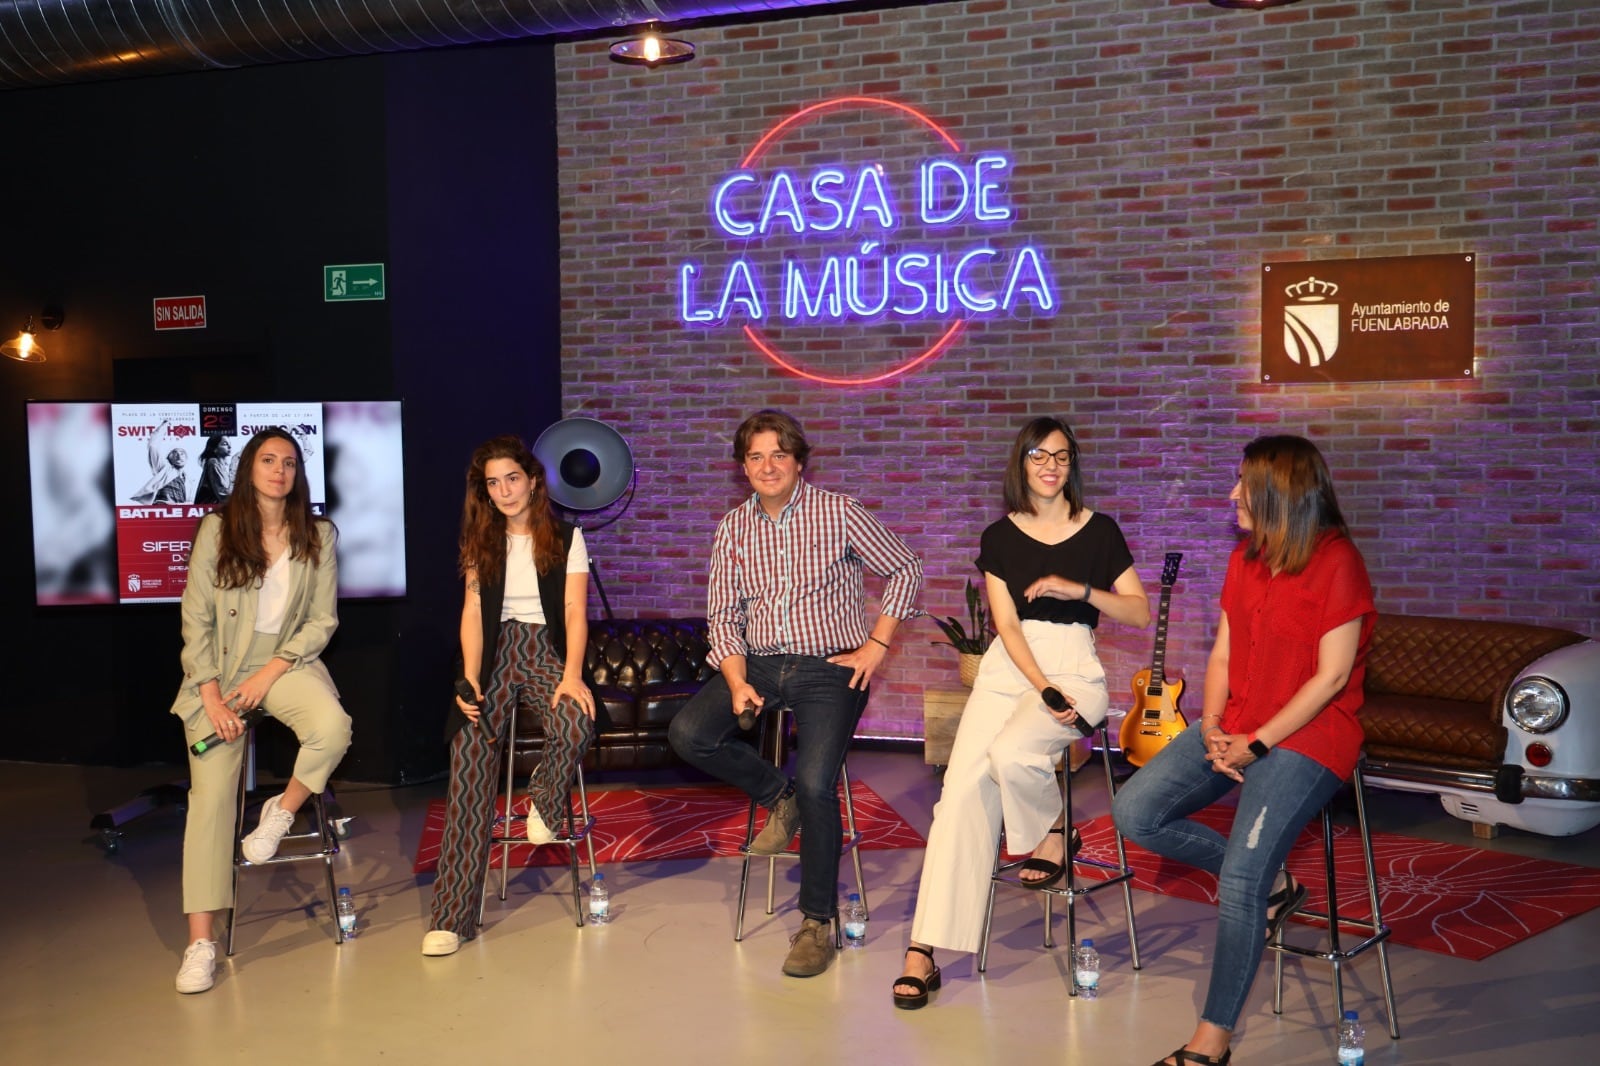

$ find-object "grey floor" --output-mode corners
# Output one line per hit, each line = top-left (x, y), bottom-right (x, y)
(5, 749), (1599, 1065)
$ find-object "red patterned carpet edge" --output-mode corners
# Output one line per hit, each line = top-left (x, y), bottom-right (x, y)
(413, 781), (925, 875)
(1068, 806), (1600, 961)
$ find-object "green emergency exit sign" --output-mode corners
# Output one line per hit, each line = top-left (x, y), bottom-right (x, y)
(324, 263), (386, 302)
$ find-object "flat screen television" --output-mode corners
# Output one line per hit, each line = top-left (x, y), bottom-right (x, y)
(25, 400), (407, 605)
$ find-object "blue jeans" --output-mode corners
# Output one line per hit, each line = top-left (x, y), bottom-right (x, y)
(668, 654), (867, 921)
(1112, 722), (1341, 1030)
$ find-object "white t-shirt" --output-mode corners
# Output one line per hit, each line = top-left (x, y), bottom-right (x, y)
(253, 550), (292, 635)
(501, 527), (589, 624)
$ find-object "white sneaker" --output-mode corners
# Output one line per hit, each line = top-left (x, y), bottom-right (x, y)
(175, 938), (217, 993)
(241, 794), (296, 863)
(525, 804), (557, 845)
(421, 930), (461, 956)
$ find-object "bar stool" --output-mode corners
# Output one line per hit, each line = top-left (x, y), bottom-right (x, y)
(480, 701), (598, 929)
(1270, 758), (1401, 1039)
(977, 724), (1142, 991)
(733, 703), (868, 946)
(225, 722), (344, 956)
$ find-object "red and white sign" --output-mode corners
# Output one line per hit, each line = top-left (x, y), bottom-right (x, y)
(153, 295), (207, 331)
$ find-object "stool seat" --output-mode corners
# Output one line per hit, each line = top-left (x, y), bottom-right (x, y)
(734, 703), (867, 947)
(978, 725), (1141, 992)
(226, 724), (344, 956)
(1269, 759), (1401, 1040)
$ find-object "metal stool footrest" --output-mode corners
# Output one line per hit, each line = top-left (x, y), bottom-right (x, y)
(733, 704), (868, 946)
(1269, 760), (1401, 1040)
(226, 728), (344, 957)
(978, 727), (1141, 994)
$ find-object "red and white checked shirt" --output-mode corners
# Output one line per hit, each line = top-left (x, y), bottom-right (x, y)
(705, 478), (923, 666)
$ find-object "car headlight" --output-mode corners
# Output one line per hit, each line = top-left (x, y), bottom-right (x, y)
(1507, 676), (1569, 734)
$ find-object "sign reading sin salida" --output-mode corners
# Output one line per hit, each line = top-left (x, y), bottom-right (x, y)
(1260, 253), (1476, 384)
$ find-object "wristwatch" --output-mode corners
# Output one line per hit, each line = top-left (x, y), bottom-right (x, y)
(1247, 732), (1270, 758)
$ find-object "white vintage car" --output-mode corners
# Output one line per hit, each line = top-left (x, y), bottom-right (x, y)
(1363, 628), (1600, 838)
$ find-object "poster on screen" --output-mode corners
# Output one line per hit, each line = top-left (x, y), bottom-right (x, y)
(110, 402), (325, 602)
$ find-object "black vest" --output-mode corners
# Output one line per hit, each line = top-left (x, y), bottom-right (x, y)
(446, 522), (601, 740)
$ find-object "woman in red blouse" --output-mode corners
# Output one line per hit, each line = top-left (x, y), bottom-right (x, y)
(1113, 435), (1376, 1066)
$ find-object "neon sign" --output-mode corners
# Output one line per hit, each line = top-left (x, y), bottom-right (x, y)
(678, 96), (1057, 385)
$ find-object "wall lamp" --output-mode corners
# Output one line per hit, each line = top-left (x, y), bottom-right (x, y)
(1210, 0), (1305, 8)
(2, 307), (62, 363)
(609, 26), (695, 67)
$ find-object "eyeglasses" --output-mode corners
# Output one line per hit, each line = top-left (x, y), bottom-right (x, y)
(1026, 448), (1071, 466)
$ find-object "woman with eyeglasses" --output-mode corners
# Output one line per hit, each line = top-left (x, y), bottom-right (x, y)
(893, 416), (1150, 1009)
(1114, 435), (1374, 1066)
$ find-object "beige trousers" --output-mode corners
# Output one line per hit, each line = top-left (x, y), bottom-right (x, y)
(180, 632), (352, 914)
(910, 621), (1108, 954)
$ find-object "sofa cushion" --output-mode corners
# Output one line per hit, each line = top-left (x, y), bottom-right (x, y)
(1358, 691), (1506, 769)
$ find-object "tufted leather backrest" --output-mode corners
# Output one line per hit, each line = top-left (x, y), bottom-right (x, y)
(585, 618), (714, 693)
(1366, 613), (1584, 707)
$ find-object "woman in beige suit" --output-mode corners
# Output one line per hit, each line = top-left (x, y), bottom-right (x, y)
(170, 428), (352, 994)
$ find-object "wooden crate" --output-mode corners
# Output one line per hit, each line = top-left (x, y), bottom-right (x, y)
(922, 688), (969, 765)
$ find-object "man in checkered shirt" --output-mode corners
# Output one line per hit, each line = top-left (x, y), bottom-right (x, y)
(670, 409), (923, 978)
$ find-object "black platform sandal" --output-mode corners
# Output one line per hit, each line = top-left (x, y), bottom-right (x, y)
(891, 945), (942, 1010)
(1151, 1047), (1231, 1066)
(1019, 825), (1082, 890)
(1264, 869), (1307, 942)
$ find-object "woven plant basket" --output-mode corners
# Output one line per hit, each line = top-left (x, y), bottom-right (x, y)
(958, 652), (984, 688)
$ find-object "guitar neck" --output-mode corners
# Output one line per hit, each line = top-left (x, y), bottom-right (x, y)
(1145, 585), (1175, 694)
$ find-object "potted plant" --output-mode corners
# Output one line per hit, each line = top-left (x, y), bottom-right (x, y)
(931, 578), (994, 687)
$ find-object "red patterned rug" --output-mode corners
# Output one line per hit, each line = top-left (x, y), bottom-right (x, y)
(1071, 806), (1600, 961)
(413, 782), (925, 874)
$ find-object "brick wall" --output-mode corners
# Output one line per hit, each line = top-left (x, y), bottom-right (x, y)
(555, 0), (1600, 739)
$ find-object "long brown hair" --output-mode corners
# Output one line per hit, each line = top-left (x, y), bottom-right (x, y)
(459, 435), (562, 584)
(1002, 416), (1084, 518)
(212, 427), (326, 589)
(1238, 434), (1349, 574)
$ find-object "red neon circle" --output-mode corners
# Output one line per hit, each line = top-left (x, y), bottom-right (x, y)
(742, 320), (967, 387)
(739, 96), (967, 385)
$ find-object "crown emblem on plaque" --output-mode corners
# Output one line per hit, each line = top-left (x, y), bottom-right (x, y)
(1285, 277), (1339, 302)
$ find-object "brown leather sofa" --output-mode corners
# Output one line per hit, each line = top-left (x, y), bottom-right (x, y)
(1359, 612), (1586, 834)
(508, 617), (716, 775)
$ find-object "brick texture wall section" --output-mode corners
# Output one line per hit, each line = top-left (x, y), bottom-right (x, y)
(555, 1), (1599, 739)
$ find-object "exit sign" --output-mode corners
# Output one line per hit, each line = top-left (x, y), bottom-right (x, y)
(154, 295), (207, 331)
(324, 262), (386, 302)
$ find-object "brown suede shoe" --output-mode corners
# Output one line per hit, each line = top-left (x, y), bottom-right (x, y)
(748, 792), (801, 855)
(782, 917), (836, 977)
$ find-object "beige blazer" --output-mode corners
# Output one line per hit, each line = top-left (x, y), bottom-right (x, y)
(170, 513), (340, 726)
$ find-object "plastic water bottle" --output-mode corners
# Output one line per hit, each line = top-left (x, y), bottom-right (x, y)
(843, 893), (867, 947)
(587, 873), (610, 925)
(1337, 1010), (1365, 1065)
(1074, 938), (1100, 998)
(335, 886), (358, 938)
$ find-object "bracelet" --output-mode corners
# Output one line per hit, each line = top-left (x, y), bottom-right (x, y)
(1201, 722), (1222, 737)
(868, 636), (891, 650)
(1081, 582), (1093, 601)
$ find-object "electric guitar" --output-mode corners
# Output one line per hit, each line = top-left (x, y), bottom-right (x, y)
(1118, 552), (1185, 768)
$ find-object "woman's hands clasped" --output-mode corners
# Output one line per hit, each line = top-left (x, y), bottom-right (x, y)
(1204, 730), (1257, 783)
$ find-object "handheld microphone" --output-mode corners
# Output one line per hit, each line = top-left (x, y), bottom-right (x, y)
(454, 678), (481, 705)
(1042, 686), (1098, 737)
(190, 707), (265, 756)
(737, 702), (758, 731)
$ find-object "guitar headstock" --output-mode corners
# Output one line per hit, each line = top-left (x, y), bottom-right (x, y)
(1160, 551), (1183, 589)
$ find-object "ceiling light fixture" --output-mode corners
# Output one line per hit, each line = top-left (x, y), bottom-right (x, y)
(609, 26), (695, 68)
(2, 307), (63, 363)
